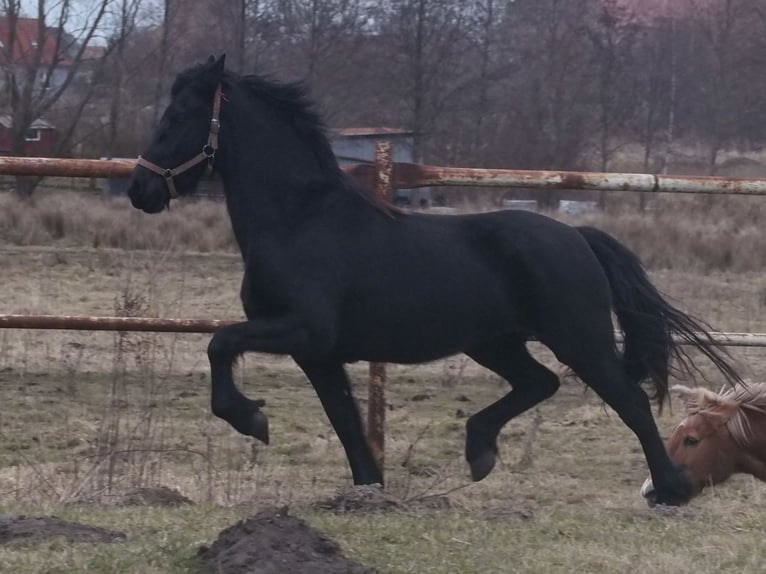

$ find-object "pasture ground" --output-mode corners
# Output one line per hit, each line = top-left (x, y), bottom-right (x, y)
(0, 240), (764, 573)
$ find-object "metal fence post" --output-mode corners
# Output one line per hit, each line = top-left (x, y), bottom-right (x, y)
(367, 141), (393, 480)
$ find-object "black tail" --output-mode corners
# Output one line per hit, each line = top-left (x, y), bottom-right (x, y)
(577, 226), (742, 408)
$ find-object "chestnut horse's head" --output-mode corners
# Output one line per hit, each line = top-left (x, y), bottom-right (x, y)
(641, 383), (766, 504)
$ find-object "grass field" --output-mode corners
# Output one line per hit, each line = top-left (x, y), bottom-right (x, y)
(0, 200), (764, 573)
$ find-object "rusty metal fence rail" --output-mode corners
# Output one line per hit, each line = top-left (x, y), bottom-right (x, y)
(3, 156), (766, 195)
(344, 161), (766, 196)
(1, 314), (764, 347)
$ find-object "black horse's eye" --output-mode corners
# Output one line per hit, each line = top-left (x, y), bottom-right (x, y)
(167, 111), (183, 125)
(683, 436), (700, 447)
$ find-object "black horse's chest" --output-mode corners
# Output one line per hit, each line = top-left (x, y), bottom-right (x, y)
(239, 267), (289, 320)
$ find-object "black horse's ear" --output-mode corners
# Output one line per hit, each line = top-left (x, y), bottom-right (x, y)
(206, 54), (225, 79)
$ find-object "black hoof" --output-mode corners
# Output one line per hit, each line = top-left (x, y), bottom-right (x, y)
(465, 418), (498, 481)
(650, 488), (690, 507)
(215, 398), (270, 444)
(642, 469), (693, 507)
(468, 450), (497, 482)
(247, 410), (270, 444)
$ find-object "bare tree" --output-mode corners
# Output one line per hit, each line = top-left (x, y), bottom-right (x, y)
(588, 0), (640, 175)
(105, 0), (142, 157)
(466, 0), (496, 165)
(0, 0), (114, 195)
(688, 0), (753, 174)
(150, 0), (172, 126)
(500, 0), (599, 170)
(378, 0), (470, 162)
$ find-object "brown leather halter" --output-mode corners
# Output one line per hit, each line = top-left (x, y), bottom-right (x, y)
(136, 84), (223, 199)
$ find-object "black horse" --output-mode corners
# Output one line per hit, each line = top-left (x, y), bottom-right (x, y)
(127, 55), (741, 506)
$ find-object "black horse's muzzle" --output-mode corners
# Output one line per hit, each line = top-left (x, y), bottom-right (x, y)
(127, 170), (169, 214)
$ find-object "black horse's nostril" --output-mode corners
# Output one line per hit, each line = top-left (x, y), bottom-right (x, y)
(127, 174), (169, 214)
(127, 178), (142, 208)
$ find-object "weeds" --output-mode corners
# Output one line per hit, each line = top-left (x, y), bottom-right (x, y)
(0, 191), (235, 252)
(1, 190), (765, 271)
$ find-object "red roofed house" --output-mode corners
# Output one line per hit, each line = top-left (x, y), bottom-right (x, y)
(0, 16), (72, 89)
(0, 17), (68, 155)
(0, 116), (56, 155)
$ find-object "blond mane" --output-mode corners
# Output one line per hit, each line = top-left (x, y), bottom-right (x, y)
(674, 383), (766, 448)
(719, 383), (766, 447)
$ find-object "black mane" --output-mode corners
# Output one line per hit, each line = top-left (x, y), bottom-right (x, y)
(222, 69), (402, 216)
(231, 72), (342, 180)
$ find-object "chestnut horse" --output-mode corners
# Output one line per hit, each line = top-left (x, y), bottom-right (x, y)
(642, 383), (766, 504)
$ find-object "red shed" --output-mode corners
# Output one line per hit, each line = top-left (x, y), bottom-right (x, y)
(0, 116), (57, 156)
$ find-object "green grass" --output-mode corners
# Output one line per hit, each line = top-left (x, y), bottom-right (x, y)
(1, 485), (764, 573)
(0, 504), (239, 573)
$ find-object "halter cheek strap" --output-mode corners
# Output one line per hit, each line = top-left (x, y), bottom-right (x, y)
(137, 84), (223, 199)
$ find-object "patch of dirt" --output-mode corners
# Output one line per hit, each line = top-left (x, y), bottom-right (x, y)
(196, 507), (373, 574)
(316, 485), (403, 514)
(634, 505), (701, 520)
(68, 486), (194, 508)
(316, 484), (452, 514)
(0, 515), (126, 545)
(479, 505), (535, 521)
(116, 486), (194, 507)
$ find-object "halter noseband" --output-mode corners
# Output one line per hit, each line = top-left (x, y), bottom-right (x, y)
(136, 84), (223, 199)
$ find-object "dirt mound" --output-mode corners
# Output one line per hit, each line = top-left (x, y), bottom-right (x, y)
(117, 486), (193, 507)
(197, 507), (373, 574)
(317, 484), (452, 514)
(0, 515), (126, 545)
(317, 484), (402, 513)
(68, 486), (194, 508)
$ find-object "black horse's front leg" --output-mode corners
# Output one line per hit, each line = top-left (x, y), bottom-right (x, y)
(207, 318), (308, 443)
(296, 359), (383, 486)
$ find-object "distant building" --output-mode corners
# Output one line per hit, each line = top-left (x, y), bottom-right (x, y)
(0, 116), (57, 155)
(0, 17), (72, 90)
(331, 127), (429, 206)
(331, 127), (415, 165)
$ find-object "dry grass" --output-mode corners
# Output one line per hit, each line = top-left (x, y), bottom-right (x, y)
(568, 196), (766, 272)
(0, 191), (235, 252)
(0, 241), (764, 572)
(1, 190), (766, 272)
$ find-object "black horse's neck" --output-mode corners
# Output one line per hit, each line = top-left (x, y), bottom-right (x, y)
(213, 72), (398, 254)
(215, 74), (339, 241)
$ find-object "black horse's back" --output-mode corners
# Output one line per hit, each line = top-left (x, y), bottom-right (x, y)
(577, 226), (742, 406)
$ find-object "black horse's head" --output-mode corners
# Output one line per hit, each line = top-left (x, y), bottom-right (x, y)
(128, 55), (226, 213)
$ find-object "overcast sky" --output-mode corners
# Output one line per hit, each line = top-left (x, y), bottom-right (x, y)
(17, 0), (164, 45)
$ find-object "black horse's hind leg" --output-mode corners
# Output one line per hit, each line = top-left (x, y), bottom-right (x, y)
(296, 359), (383, 485)
(569, 355), (691, 505)
(465, 339), (560, 481)
(207, 318), (309, 442)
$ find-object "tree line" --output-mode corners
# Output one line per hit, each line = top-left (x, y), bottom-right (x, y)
(3, 0), (766, 183)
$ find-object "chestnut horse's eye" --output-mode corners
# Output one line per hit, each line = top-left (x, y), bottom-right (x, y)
(683, 436), (700, 447)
